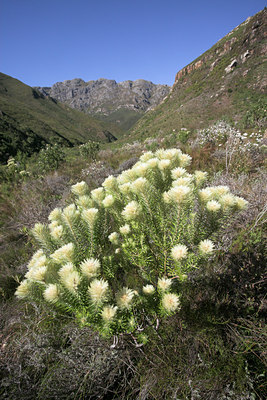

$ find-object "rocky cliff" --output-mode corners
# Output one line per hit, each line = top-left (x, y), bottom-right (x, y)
(130, 8), (266, 139)
(37, 79), (170, 116)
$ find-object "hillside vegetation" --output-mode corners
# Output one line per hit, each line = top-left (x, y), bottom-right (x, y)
(0, 8), (266, 400)
(0, 73), (120, 163)
(130, 9), (266, 141)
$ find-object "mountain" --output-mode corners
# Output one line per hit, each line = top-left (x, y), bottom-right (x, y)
(36, 79), (170, 131)
(0, 73), (120, 163)
(130, 9), (266, 140)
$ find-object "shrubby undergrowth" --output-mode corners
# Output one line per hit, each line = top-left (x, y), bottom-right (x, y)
(16, 148), (248, 341)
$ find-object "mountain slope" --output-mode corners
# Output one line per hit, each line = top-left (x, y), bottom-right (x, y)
(130, 9), (266, 140)
(37, 78), (170, 131)
(0, 73), (121, 162)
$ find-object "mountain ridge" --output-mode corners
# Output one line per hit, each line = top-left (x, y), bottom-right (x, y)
(130, 8), (266, 139)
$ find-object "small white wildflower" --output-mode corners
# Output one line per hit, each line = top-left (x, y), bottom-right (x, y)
(140, 151), (154, 162)
(62, 204), (79, 220)
(76, 195), (92, 209)
(117, 287), (135, 309)
(146, 157), (158, 168)
(179, 153), (192, 167)
(102, 175), (117, 191)
(15, 280), (31, 299)
(199, 188), (213, 202)
(158, 277), (172, 291)
(171, 244), (188, 261)
(133, 162), (149, 177)
(32, 223), (46, 239)
(101, 305), (118, 322)
(43, 284), (60, 302)
(172, 177), (192, 186)
(91, 187), (105, 203)
(143, 284), (155, 295)
(213, 186), (230, 196)
(48, 208), (62, 222)
(206, 200), (221, 212)
(163, 191), (171, 203)
(199, 239), (214, 255)
(108, 232), (119, 244)
(88, 278), (109, 304)
(71, 181), (88, 196)
(119, 182), (132, 195)
(61, 271), (81, 293)
(167, 185), (191, 203)
(158, 159), (171, 170)
(220, 194), (236, 208)
(51, 225), (64, 240)
(194, 171), (208, 185)
(58, 262), (75, 280)
(82, 208), (99, 226)
(171, 167), (187, 179)
(235, 196), (249, 210)
(50, 243), (74, 264)
(26, 266), (47, 282)
(162, 293), (180, 313)
(102, 194), (115, 208)
(80, 258), (100, 278)
(28, 253), (47, 270)
(122, 201), (141, 220)
(131, 177), (148, 193)
(119, 224), (131, 235)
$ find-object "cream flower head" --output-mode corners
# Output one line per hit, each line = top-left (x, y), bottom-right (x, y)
(162, 293), (180, 313)
(171, 167), (187, 179)
(101, 305), (118, 322)
(235, 196), (248, 210)
(91, 187), (105, 203)
(122, 201), (141, 220)
(131, 177), (148, 193)
(80, 258), (101, 278)
(102, 175), (117, 191)
(102, 194), (115, 208)
(108, 232), (119, 244)
(88, 279), (109, 304)
(51, 225), (64, 240)
(119, 224), (131, 235)
(199, 239), (214, 255)
(82, 208), (99, 227)
(143, 284), (155, 294)
(158, 277), (172, 291)
(171, 244), (188, 261)
(117, 287), (135, 309)
(15, 280), (31, 299)
(51, 243), (74, 264)
(206, 200), (221, 212)
(43, 284), (60, 302)
(76, 195), (92, 209)
(167, 186), (191, 203)
(71, 181), (88, 196)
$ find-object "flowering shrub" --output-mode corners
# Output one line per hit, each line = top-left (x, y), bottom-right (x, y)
(79, 141), (100, 161)
(16, 148), (248, 340)
(37, 144), (65, 173)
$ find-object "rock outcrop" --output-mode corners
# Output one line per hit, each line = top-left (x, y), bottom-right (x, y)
(37, 79), (170, 116)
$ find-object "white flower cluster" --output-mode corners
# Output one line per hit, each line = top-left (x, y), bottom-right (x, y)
(16, 147), (249, 336)
(194, 120), (264, 152)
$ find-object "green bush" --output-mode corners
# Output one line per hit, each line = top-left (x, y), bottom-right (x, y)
(16, 148), (248, 340)
(79, 141), (100, 161)
(37, 144), (65, 173)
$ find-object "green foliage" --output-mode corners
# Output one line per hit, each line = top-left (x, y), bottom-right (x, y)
(242, 97), (267, 128)
(37, 144), (65, 173)
(16, 148), (248, 339)
(79, 141), (100, 161)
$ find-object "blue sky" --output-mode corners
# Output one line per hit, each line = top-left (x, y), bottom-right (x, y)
(0, 0), (265, 87)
